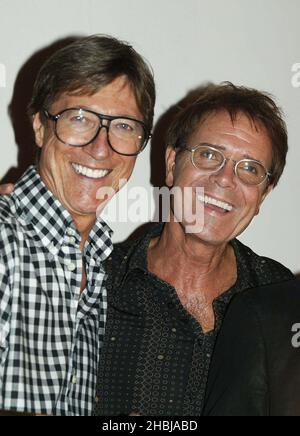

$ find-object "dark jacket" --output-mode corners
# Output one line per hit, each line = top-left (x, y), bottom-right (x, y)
(203, 280), (300, 416)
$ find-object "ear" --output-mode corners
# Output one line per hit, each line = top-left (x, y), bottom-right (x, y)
(32, 113), (46, 148)
(255, 183), (273, 216)
(165, 145), (177, 187)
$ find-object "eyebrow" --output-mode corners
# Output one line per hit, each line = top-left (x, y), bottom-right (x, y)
(199, 142), (264, 164)
(71, 105), (142, 120)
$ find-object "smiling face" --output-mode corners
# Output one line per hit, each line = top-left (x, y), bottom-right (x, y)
(166, 110), (274, 245)
(33, 75), (140, 224)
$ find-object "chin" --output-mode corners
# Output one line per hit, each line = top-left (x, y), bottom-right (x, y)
(71, 201), (98, 216)
(195, 228), (229, 245)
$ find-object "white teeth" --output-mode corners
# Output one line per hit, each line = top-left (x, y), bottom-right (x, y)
(197, 194), (233, 212)
(72, 164), (110, 179)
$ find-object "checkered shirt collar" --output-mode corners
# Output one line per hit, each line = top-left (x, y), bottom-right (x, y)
(14, 166), (113, 257)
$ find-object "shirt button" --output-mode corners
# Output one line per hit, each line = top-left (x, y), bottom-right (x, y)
(72, 375), (77, 384)
(66, 228), (76, 237)
(68, 237), (77, 246)
(67, 263), (76, 272)
(62, 246), (69, 254)
(172, 328), (177, 333)
(111, 337), (116, 342)
(48, 244), (58, 256)
(158, 355), (164, 361)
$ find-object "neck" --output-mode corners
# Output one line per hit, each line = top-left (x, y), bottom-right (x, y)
(72, 214), (96, 252)
(152, 221), (232, 277)
(149, 220), (237, 332)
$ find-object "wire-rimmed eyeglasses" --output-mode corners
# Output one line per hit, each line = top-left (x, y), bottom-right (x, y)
(181, 144), (272, 186)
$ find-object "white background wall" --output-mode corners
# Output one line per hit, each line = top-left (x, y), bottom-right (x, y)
(0, 0), (300, 273)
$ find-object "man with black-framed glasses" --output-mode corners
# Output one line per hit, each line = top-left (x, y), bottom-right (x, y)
(43, 108), (150, 157)
(0, 34), (155, 416)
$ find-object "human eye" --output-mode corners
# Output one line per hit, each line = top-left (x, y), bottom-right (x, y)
(201, 149), (218, 160)
(248, 166), (258, 174)
(70, 115), (84, 124)
(64, 110), (96, 129)
(115, 120), (135, 132)
(70, 114), (90, 124)
(119, 123), (133, 131)
(113, 119), (141, 137)
(242, 162), (258, 174)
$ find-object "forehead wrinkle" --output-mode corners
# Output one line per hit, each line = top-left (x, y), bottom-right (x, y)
(217, 129), (256, 145)
(50, 86), (141, 120)
(189, 111), (273, 170)
(61, 105), (140, 120)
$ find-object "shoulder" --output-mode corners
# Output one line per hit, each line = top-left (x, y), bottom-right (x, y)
(232, 279), (300, 320)
(108, 237), (140, 270)
(0, 194), (17, 223)
(220, 279), (300, 361)
(208, 279), (300, 375)
(0, 194), (29, 258)
(111, 238), (138, 261)
(0, 195), (20, 240)
(233, 239), (294, 284)
(105, 236), (143, 286)
(107, 223), (159, 270)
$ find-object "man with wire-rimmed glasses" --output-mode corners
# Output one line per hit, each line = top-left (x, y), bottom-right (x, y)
(94, 83), (295, 417)
(0, 34), (155, 416)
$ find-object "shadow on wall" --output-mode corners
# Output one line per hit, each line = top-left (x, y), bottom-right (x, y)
(149, 83), (215, 188)
(1, 36), (82, 184)
(128, 83), (215, 242)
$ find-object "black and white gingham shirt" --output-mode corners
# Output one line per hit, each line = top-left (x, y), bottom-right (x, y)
(0, 166), (113, 415)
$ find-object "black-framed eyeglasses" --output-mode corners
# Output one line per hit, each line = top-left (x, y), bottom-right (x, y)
(43, 108), (152, 157)
(182, 144), (272, 186)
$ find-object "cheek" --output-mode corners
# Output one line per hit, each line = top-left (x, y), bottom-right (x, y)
(241, 188), (264, 214)
(111, 157), (136, 189)
(173, 161), (203, 187)
(40, 143), (80, 186)
(39, 142), (56, 170)
(41, 135), (67, 160)
(120, 157), (136, 177)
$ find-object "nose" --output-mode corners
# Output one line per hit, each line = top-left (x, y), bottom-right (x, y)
(209, 159), (237, 189)
(85, 126), (112, 161)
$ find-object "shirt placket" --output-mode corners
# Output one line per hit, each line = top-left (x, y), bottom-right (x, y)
(56, 227), (83, 415)
(79, 257), (106, 398)
(68, 249), (106, 415)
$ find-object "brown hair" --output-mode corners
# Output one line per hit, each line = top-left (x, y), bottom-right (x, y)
(28, 34), (156, 131)
(167, 82), (288, 187)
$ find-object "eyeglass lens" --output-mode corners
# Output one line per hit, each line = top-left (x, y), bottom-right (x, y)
(55, 109), (147, 155)
(192, 145), (268, 185)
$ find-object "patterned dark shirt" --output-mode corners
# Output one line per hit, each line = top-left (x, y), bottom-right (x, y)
(94, 223), (294, 416)
(0, 167), (113, 416)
